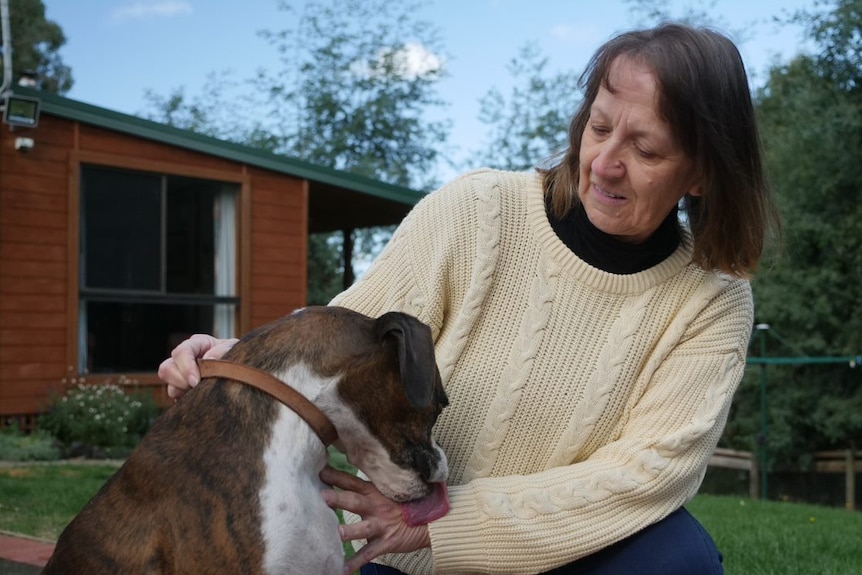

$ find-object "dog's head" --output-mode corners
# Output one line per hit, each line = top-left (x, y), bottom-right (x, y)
(329, 309), (449, 503)
(227, 306), (449, 508)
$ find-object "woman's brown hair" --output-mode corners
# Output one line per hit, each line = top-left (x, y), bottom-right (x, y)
(540, 23), (780, 278)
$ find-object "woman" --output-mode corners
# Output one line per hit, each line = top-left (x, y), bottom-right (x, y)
(160, 23), (778, 575)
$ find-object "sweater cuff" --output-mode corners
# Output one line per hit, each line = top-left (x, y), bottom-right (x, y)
(427, 483), (487, 572)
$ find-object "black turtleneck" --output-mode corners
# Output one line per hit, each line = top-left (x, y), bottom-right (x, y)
(547, 202), (681, 275)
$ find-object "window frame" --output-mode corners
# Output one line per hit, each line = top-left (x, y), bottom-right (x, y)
(68, 152), (251, 380)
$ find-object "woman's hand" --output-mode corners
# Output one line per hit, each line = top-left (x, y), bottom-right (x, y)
(320, 466), (431, 574)
(157, 335), (238, 399)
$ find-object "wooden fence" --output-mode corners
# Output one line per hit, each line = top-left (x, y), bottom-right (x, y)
(708, 448), (760, 499)
(814, 450), (860, 511)
(708, 447), (860, 510)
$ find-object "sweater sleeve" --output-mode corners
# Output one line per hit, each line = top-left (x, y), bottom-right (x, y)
(425, 279), (753, 574)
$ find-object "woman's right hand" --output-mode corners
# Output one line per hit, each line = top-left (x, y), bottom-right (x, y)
(157, 335), (239, 399)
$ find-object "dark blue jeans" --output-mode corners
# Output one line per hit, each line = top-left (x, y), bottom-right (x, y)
(360, 507), (723, 575)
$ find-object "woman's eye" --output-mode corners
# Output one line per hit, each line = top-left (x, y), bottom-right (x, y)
(635, 145), (656, 159)
(590, 124), (610, 136)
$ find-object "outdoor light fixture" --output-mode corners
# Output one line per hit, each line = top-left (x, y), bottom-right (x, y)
(2, 92), (40, 128)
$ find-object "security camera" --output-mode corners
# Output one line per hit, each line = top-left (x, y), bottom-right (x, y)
(14, 137), (34, 152)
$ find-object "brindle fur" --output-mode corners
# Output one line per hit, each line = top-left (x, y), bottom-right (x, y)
(42, 306), (447, 575)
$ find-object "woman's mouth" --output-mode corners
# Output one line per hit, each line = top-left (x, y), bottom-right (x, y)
(594, 183), (626, 201)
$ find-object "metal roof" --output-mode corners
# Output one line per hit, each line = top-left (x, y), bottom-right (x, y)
(13, 86), (425, 233)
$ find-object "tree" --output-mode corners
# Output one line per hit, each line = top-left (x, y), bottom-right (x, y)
(1, 0), (72, 93)
(471, 0), (755, 175)
(143, 0), (449, 303)
(143, 71), (280, 149)
(792, 0), (862, 92)
(146, 0), (450, 190)
(622, 0), (738, 33)
(255, 0), (449, 191)
(306, 234), (344, 305)
(726, 0), (862, 466)
(471, 43), (579, 172)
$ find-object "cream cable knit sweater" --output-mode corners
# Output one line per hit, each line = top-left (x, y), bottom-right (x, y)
(331, 169), (753, 574)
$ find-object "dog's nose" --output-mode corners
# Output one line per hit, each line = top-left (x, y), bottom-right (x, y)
(428, 445), (449, 483)
(406, 444), (448, 483)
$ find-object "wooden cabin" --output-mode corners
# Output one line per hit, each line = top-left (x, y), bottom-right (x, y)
(0, 86), (424, 423)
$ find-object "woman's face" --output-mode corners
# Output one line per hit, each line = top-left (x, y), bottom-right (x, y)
(578, 57), (700, 243)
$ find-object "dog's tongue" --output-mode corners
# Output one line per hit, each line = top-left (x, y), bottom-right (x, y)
(400, 482), (449, 526)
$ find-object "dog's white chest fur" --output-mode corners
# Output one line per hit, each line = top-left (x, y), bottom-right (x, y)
(259, 367), (344, 575)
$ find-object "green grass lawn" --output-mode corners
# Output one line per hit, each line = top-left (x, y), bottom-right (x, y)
(0, 462), (119, 540)
(688, 495), (862, 575)
(2, 460), (860, 574)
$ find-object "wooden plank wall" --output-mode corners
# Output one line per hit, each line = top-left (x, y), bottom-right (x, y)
(247, 169), (307, 330)
(0, 116), (308, 417)
(0, 115), (72, 416)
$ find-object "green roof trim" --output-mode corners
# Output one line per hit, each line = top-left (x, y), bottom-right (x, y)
(14, 86), (425, 206)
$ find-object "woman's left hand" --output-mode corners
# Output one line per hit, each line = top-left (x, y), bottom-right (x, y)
(320, 465), (431, 574)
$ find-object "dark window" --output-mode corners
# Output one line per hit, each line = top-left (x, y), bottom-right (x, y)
(80, 166), (238, 373)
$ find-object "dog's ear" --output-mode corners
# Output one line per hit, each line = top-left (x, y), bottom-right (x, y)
(376, 312), (436, 409)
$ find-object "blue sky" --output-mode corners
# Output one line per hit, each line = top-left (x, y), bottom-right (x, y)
(40, 0), (814, 179)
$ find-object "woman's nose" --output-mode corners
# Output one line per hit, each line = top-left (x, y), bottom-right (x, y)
(592, 144), (625, 179)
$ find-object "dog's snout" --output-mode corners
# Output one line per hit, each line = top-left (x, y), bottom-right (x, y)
(429, 445), (449, 483)
(407, 443), (448, 483)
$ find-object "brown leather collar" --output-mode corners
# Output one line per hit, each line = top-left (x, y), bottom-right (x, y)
(197, 359), (339, 446)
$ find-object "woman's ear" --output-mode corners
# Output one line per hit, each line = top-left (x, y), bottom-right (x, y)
(686, 179), (704, 198)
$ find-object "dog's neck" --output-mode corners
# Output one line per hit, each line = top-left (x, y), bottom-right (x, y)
(198, 359), (339, 445)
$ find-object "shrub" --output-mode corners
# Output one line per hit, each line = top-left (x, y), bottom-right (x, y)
(39, 377), (159, 459)
(0, 423), (61, 461)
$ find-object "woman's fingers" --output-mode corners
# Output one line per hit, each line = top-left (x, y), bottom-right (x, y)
(158, 335), (238, 399)
(321, 465), (374, 493)
(204, 338), (239, 360)
(322, 488), (377, 519)
(159, 359), (188, 399)
(319, 464), (431, 572)
(320, 467), (390, 522)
